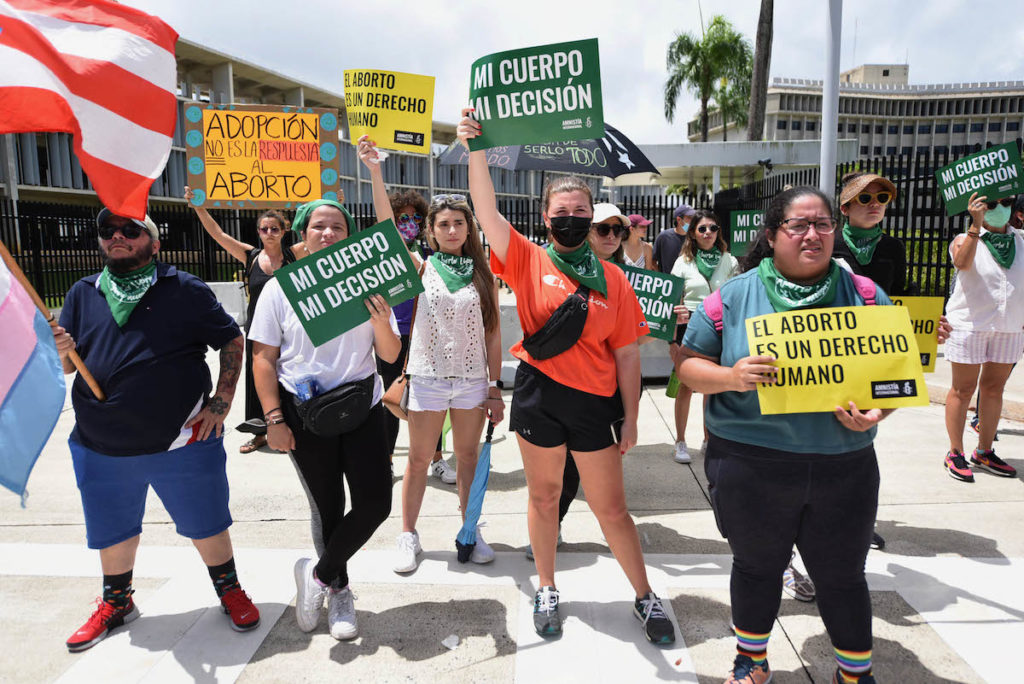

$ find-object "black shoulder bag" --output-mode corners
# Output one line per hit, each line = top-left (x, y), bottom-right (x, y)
(521, 283), (591, 360)
(293, 375), (375, 436)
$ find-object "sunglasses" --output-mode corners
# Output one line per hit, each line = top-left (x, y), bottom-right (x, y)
(258, 225), (282, 235)
(593, 222), (627, 238)
(398, 213), (423, 224)
(98, 222), (146, 240)
(985, 197), (1016, 210)
(854, 191), (892, 206)
(696, 224), (720, 235)
(430, 193), (467, 206)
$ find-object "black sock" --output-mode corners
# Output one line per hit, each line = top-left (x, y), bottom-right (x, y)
(207, 557), (240, 598)
(102, 570), (133, 608)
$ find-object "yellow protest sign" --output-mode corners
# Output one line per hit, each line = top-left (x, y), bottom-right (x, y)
(183, 104), (343, 208)
(746, 306), (928, 415)
(344, 70), (434, 154)
(889, 296), (945, 372)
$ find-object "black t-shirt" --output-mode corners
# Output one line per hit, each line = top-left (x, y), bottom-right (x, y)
(833, 232), (914, 296)
(653, 229), (686, 274)
(244, 247), (295, 332)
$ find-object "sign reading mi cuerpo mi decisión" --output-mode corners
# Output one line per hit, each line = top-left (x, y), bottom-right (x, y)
(275, 220), (424, 346)
(934, 142), (1024, 215)
(468, 39), (603, 150)
(184, 103), (343, 209)
(617, 264), (685, 343)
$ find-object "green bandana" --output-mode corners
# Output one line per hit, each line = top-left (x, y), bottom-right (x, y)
(429, 252), (475, 292)
(695, 246), (723, 281)
(981, 230), (1016, 269)
(98, 261), (157, 327)
(842, 224), (884, 265)
(757, 258), (840, 313)
(291, 199), (356, 236)
(546, 242), (607, 296)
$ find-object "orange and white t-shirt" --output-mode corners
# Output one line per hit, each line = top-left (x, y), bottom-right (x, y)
(490, 227), (648, 397)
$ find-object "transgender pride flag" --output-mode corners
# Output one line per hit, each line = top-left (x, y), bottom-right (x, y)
(0, 258), (65, 500)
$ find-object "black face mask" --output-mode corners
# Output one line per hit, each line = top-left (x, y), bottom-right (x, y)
(548, 215), (592, 247)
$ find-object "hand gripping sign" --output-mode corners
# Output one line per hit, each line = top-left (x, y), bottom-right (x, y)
(747, 306), (928, 415)
(344, 70), (435, 154)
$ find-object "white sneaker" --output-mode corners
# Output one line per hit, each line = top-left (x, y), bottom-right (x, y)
(393, 531), (422, 573)
(470, 526), (495, 564)
(327, 586), (358, 640)
(293, 557), (327, 632)
(430, 457), (457, 484)
(674, 441), (691, 464)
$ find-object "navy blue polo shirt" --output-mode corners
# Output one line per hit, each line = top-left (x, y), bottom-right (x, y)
(59, 261), (241, 456)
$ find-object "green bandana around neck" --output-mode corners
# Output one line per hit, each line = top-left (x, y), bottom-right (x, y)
(980, 230), (1016, 269)
(429, 252), (475, 292)
(98, 261), (157, 327)
(842, 224), (884, 265)
(695, 246), (723, 281)
(545, 242), (607, 296)
(757, 258), (840, 312)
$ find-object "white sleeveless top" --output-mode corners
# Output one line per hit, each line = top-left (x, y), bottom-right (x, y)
(407, 261), (488, 379)
(946, 228), (1024, 333)
(623, 249), (646, 268)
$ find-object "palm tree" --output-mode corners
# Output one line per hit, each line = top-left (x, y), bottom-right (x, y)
(715, 61), (752, 142)
(747, 0), (774, 141)
(664, 15), (751, 142)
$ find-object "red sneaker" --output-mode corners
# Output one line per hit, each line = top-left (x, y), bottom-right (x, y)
(66, 598), (139, 652)
(220, 587), (260, 631)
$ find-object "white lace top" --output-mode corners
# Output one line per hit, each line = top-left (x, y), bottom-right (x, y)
(623, 249), (646, 268)
(407, 261), (488, 379)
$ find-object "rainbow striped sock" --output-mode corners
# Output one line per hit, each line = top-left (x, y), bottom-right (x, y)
(734, 626), (770, 665)
(834, 647), (872, 682)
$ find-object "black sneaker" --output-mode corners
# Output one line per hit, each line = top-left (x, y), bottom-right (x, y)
(634, 592), (676, 644)
(870, 532), (885, 550)
(533, 586), (561, 637)
(944, 450), (975, 483)
(970, 448), (1017, 477)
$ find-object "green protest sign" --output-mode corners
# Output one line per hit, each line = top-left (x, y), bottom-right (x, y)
(275, 219), (423, 346)
(617, 264), (685, 342)
(467, 38), (603, 151)
(935, 142), (1024, 216)
(729, 210), (763, 258)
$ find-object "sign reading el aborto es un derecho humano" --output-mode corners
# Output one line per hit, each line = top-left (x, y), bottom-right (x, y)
(934, 142), (1024, 216)
(889, 296), (945, 372)
(467, 38), (603, 150)
(275, 220), (424, 346)
(746, 306), (928, 415)
(343, 70), (435, 154)
(183, 104), (343, 209)
(617, 264), (685, 342)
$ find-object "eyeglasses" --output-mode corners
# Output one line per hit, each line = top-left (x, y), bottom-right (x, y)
(98, 222), (146, 240)
(779, 218), (837, 235)
(855, 191), (892, 206)
(985, 197), (1016, 210)
(593, 223), (627, 238)
(398, 213), (424, 224)
(430, 194), (467, 206)
(696, 224), (720, 235)
(258, 225), (282, 235)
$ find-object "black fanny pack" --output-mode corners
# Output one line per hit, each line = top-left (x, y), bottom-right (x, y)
(521, 283), (590, 360)
(293, 375), (375, 436)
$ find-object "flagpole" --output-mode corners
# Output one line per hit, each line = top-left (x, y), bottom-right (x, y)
(0, 239), (105, 401)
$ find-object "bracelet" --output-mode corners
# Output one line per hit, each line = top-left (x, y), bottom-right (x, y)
(267, 417), (286, 425)
(967, 232), (980, 238)
(263, 408), (282, 419)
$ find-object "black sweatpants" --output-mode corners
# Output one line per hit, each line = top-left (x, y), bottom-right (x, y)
(282, 392), (393, 587)
(705, 433), (878, 652)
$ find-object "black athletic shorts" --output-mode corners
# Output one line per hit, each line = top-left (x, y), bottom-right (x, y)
(509, 362), (623, 452)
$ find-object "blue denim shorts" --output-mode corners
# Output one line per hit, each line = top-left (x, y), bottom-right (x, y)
(70, 436), (232, 549)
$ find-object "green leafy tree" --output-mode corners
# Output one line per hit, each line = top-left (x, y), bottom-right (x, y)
(664, 15), (752, 142)
(714, 62), (751, 142)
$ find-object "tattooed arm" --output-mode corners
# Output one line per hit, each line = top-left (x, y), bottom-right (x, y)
(186, 334), (243, 441)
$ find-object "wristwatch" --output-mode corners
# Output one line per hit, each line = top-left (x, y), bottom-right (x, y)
(488, 379), (504, 389)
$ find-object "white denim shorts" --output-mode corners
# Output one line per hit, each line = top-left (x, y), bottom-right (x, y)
(407, 375), (489, 412)
(945, 329), (1024, 365)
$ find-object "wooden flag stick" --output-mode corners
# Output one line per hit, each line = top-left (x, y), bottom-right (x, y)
(0, 238), (105, 401)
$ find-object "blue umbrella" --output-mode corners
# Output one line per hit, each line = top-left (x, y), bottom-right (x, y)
(456, 420), (495, 563)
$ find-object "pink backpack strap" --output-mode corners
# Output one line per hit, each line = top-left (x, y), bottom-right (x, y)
(703, 289), (724, 333)
(850, 273), (877, 305)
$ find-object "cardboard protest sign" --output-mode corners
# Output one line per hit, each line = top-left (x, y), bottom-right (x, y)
(617, 264), (685, 342)
(889, 296), (944, 372)
(746, 306), (928, 415)
(467, 38), (603, 151)
(343, 70), (434, 154)
(275, 220), (423, 346)
(184, 104), (342, 209)
(935, 142), (1024, 216)
(729, 210), (763, 258)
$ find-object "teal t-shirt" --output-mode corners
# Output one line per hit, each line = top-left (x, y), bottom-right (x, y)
(682, 268), (893, 455)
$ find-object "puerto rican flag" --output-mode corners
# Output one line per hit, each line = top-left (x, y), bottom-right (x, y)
(0, 258), (65, 501)
(0, 0), (178, 219)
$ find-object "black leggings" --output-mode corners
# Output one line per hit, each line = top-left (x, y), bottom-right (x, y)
(282, 391), (393, 587)
(705, 434), (878, 652)
(559, 453), (580, 523)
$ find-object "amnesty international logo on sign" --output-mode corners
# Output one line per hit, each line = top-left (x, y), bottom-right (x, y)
(746, 306), (928, 415)
(343, 70), (435, 154)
